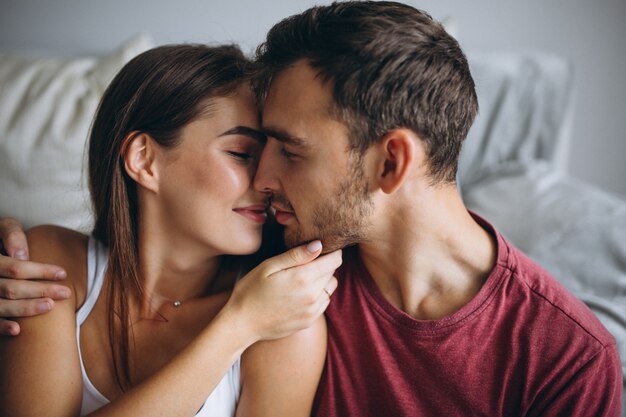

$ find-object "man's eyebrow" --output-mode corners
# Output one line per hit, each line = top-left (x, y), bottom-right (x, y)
(262, 127), (308, 148)
(218, 126), (267, 143)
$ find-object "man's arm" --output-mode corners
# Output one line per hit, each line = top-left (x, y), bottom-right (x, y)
(528, 343), (622, 416)
(0, 217), (70, 335)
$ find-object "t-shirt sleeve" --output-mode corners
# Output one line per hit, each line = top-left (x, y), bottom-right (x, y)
(527, 343), (622, 417)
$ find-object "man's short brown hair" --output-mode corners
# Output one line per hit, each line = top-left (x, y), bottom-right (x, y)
(255, 1), (478, 183)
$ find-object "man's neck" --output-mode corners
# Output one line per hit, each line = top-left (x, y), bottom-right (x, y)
(357, 184), (497, 320)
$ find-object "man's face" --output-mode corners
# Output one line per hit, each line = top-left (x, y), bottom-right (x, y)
(254, 60), (373, 252)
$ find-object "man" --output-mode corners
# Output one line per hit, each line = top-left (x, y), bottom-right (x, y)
(0, 2), (622, 415)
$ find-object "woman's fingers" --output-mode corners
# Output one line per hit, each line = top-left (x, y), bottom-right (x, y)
(229, 247), (343, 343)
(322, 275), (339, 299)
(260, 240), (323, 276)
(282, 249), (342, 287)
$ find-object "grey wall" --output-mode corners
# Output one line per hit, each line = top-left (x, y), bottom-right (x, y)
(2, 0), (625, 197)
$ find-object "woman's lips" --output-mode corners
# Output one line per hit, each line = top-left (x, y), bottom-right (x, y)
(233, 205), (269, 223)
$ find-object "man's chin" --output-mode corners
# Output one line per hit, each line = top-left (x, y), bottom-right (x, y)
(318, 239), (352, 254)
(285, 230), (353, 254)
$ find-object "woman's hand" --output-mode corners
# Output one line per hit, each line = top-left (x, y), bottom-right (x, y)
(0, 218), (69, 336)
(222, 240), (341, 345)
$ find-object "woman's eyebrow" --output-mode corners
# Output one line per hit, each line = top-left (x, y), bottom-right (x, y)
(219, 126), (267, 143)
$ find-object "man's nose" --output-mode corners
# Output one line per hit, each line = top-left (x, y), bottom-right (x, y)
(253, 146), (281, 194)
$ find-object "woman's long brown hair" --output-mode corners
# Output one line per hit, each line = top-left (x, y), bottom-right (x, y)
(88, 44), (253, 391)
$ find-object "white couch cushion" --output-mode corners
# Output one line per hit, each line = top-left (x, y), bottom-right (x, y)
(0, 34), (153, 231)
(458, 52), (574, 192)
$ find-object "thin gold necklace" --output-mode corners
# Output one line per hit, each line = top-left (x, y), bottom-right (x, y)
(149, 292), (185, 308)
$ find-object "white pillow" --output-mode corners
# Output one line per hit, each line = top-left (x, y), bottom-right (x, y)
(0, 34), (153, 231)
(458, 52), (574, 192)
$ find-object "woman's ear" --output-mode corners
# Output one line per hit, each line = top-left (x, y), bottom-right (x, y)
(375, 129), (425, 194)
(122, 132), (159, 193)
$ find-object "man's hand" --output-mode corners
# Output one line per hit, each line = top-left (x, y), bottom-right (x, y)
(0, 218), (69, 336)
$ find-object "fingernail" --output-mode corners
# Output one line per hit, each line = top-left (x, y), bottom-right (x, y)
(57, 288), (71, 299)
(306, 240), (322, 253)
(36, 300), (53, 313)
(14, 249), (28, 260)
(55, 270), (67, 279)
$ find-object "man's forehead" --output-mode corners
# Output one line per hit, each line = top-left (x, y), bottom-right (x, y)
(263, 61), (333, 111)
(263, 64), (334, 124)
(259, 60), (355, 152)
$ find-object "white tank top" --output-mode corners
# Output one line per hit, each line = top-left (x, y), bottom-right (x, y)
(76, 236), (241, 416)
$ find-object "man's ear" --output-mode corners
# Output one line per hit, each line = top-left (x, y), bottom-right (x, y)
(375, 129), (425, 194)
(122, 132), (159, 193)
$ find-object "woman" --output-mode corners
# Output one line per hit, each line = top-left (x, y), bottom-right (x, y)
(0, 44), (341, 416)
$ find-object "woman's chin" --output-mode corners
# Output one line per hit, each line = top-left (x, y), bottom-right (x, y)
(227, 237), (262, 256)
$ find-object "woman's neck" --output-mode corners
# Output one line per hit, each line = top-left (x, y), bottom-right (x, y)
(134, 219), (224, 315)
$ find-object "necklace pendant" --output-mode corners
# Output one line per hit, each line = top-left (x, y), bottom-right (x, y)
(173, 300), (182, 307)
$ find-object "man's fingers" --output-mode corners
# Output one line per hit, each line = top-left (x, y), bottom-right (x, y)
(0, 258), (67, 280)
(0, 319), (21, 336)
(0, 217), (29, 260)
(0, 298), (55, 318)
(262, 240), (323, 275)
(0, 278), (71, 301)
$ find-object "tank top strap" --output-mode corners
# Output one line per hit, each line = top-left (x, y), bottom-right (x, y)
(76, 236), (108, 326)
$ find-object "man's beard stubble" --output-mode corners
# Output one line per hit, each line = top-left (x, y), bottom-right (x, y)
(278, 159), (374, 253)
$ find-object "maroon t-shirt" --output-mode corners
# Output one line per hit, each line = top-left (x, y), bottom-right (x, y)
(313, 222), (622, 416)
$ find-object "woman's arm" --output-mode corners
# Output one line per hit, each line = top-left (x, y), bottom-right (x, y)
(92, 245), (339, 417)
(0, 226), (84, 416)
(236, 316), (327, 417)
(1, 225), (340, 417)
(0, 240), (245, 417)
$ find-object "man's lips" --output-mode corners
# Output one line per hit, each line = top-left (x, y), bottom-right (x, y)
(233, 204), (269, 223)
(271, 204), (295, 225)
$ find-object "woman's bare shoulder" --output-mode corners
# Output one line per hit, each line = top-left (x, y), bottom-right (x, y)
(26, 225), (88, 264)
(26, 225), (90, 304)
(26, 225), (88, 254)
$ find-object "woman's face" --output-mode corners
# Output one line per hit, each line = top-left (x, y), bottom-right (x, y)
(153, 85), (268, 256)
